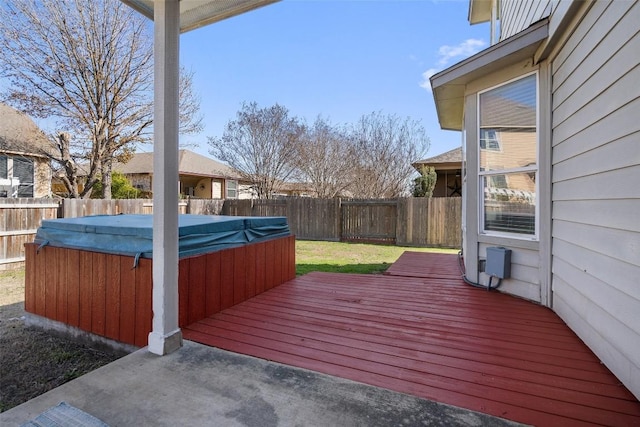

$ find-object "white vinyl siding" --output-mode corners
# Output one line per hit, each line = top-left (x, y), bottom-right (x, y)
(479, 242), (540, 301)
(500, 0), (552, 40)
(551, 0), (640, 400)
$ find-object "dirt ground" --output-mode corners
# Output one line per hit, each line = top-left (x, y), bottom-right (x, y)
(0, 268), (125, 413)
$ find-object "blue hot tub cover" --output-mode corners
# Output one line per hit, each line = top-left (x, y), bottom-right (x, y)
(34, 214), (290, 263)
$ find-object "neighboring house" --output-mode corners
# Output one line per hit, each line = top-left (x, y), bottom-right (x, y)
(0, 103), (52, 198)
(271, 181), (316, 198)
(431, 0), (640, 399)
(412, 147), (462, 197)
(114, 149), (252, 199)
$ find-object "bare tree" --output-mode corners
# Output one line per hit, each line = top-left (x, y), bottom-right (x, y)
(0, 0), (202, 199)
(292, 117), (354, 198)
(348, 112), (429, 198)
(209, 102), (303, 199)
(52, 133), (82, 198)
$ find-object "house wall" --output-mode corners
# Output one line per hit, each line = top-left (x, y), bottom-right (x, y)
(499, 0), (552, 41)
(128, 173), (152, 192)
(549, 0), (640, 399)
(238, 183), (254, 200)
(193, 178), (211, 199)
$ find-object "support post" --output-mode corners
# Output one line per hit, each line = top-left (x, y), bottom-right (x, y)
(148, 0), (183, 355)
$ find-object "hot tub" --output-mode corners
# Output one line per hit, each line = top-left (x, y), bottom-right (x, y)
(25, 214), (296, 347)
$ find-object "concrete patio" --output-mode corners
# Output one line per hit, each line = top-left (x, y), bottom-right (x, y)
(0, 340), (521, 427)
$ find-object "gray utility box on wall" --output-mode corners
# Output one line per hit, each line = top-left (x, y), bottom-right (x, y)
(485, 247), (512, 279)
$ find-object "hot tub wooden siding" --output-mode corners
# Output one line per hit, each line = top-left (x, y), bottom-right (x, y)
(24, 235), (296, 347)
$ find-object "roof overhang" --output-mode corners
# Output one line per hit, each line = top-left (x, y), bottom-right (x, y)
(121, 0), (279, 33)
(468, 0), (493, 24)
(412, 161), (461, 172)
(430, 18), (548, 131)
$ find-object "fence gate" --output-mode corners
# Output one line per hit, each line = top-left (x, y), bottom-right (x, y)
(340, 199), (397, 244)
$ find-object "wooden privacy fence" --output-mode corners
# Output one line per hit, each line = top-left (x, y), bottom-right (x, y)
(0, 199), (58, 270)
(341, 200), (397, 244)
(222, 197), (462, 248)
(2, 196), (461, 268)
(220, 198), (343, 241)
(59, 197), (461, 246)
(62, 199), (188, 218)
(396, 197), (462, 247)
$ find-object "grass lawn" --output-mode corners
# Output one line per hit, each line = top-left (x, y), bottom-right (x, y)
(295, 240), (458, 276)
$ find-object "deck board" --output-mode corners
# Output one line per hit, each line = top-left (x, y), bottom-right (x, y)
(183, 252), (640, 426)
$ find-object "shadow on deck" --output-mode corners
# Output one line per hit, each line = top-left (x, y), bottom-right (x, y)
(183, 251), (640, 426)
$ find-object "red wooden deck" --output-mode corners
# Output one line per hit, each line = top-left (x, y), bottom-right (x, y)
(183, 252), (640, 426)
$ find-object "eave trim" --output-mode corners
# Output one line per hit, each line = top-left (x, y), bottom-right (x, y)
(430, 19), (549, 131)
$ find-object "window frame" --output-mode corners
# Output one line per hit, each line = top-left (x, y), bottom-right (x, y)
(0, 156), (7, 180)
(0, 155), (35, 198)
(226, 179), (238, 199)
(13, 156), (35, 197)
(477, 72), (539, 240)
(479, 128), (501, 151)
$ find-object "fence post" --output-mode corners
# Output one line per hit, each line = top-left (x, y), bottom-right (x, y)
(395, 198), (407, 246)
(337, 198), (342, 242)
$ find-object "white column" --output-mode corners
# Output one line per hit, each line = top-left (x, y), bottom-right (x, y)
(148, 0), (183, 355)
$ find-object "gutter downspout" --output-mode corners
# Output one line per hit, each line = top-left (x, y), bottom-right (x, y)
(490, 0), (498, 45)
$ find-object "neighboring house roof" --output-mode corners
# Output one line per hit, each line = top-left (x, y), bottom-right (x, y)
(274, 181), (314, 193)
(415, 147), (462, 165)
(413, 147), (462, 171)
(0, 103), (51, 158)
(114, 149), (242, 180)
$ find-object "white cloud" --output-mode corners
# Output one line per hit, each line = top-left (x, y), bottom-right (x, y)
(437, 38), (486, 67)
(419, 68), (439, 91)
(420, 38), (487, 92)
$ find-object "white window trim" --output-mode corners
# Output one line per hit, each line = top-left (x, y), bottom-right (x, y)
(477, 71), (539, 241)
(226, 179), (238, 199)
(479, 128), (502, 151)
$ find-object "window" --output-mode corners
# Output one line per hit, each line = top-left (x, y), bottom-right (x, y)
(0, 156), (34, 197)
(226, 180), (237, 199)
(479, 129), (501, 150)
(489, 174), (507, 188)
(478, 74), (537, 237)
(14, 157), (34, 197)
(0, 156), (7, 179)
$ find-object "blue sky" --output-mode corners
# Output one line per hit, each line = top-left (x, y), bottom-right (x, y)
(179, 0), (490, 161)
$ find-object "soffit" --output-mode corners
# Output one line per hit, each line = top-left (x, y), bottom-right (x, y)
(121, 0), (279, 33)
(430, 19), (548, 131)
